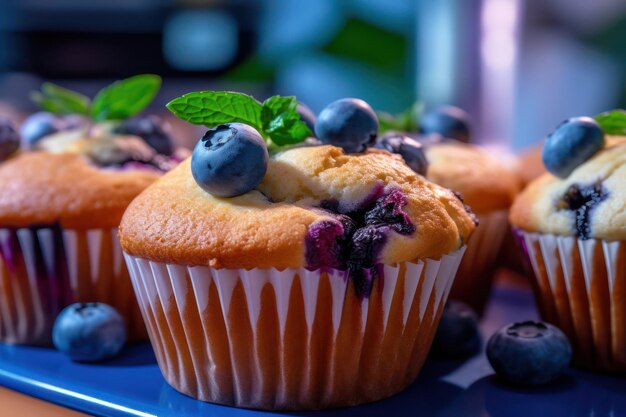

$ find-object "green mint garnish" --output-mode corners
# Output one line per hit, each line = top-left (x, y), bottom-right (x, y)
(30, 74), (162, 122)
(91, 74), (162, 121)
(166, 91), (313, 147)
(377, 101), (423, 134)
(594, 109), (626, 135)
(166, 91), (262, 127)
(30, 82), (90, 116)
(260, 95), (311, 145)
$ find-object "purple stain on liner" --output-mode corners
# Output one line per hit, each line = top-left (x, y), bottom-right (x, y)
(0, 224), (75, 338)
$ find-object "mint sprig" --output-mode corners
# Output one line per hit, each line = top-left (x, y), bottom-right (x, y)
(595, 109), (626, 135)
(91, 74), (162, 121)
(377, 101), (423, 134)
(166, 91), (313, 147)
(30, 82), (90, 115)
(167, 91), (262, 127)
(30, 74), (162, 122)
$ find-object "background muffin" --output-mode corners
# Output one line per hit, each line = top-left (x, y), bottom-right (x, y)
(511, 114), (626, 372)
(375, 105), (522, 314)
(425, 140), (521, 314)
(0, 75), (186, 345)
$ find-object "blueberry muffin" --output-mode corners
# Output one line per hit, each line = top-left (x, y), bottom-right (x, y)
(511, 114), (626, 372)
(375, 105), (521, 314)
(120, 93), (476, 409)
(0, 77), (186, 345)
(423, 140), (520, 314)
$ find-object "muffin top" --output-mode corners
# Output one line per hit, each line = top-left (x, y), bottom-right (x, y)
(425, 141), (521, 213)
(0, 119), (186, 229)
(0, 152), (160, 229)
(510, 136), (626, 241)
(119, 145), (476, 269)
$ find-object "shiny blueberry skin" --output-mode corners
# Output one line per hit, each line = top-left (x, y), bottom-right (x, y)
(420, 106), (471, 143)
(431, 301), (481, 358)
(191, 123), (269, 198)
(487, 321), (572, 385)
(52, 302), (127, 362)
(20, 112), (63, 147)
(0, 117), (20, 161)
(315, 98), (379, 153)
(297, 103), (317, 132)
(375, 132), (429, 175)
(542, 117), (605, 178)
(115, 115), (173, 155)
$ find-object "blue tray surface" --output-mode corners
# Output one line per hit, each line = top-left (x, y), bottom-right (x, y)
(0, 281), (625, 417)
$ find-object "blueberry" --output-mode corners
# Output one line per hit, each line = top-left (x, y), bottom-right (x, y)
(114, 115), (173, 155)
(542, 117), (605, 178)
(296, 103), (317, 133)
(431, 301), (481, 358)
(487, 321), (572, 385)
(0, 117), (20, 161)
(420, 106), (471, 143)
(191, 123), (269, 198)
(52, 302), (127, 362)
(20, 112), (63, 147)
(315, 98), (378, 153)
(375, 132), (429, 175)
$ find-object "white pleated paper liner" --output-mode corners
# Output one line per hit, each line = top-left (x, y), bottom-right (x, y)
(124, 246), (466, 410)
(517, 230), (626, 373)
(449, 210), (509, 315)
(0, 226), (146, 345)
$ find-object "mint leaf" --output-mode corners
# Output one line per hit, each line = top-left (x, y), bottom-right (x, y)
(30, 82), (90, 115)
(260, 95), (313, 145)
(595, 109), (626, 135)
(91, 74), (161, 121)
(166, 91), (263, 128)
(378, 101), (423, 133)
(167, 91), (314, 147)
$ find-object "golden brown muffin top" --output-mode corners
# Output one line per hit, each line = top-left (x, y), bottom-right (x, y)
(510, 136), (626, 241)
(425, 142), (522, 213)
(0, 152), (159, 229)
(119, 145), (476, 269)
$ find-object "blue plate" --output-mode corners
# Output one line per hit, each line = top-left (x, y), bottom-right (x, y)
(0, 280), (625, 417)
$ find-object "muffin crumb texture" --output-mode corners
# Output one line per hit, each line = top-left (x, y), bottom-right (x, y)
(120, 145), (476, 269)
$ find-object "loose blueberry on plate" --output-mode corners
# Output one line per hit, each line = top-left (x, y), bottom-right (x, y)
(53, 302), (127, 362)
(0, 117), (20, 161)
(419, 105), (471, 143)
(375, 132), (429, 175)
(297, 103), (317, 132)
(115, 115), (173, 155)
(315, 98), (379, 153)
(431, 301), (481, 358)
(542, 117), (605, 178)
(20, 111), (63, 147)
(191, 123), (269, 197)
(487, 321), (572, 385)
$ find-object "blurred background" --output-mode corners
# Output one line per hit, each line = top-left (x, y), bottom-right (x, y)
(0, 0), (625, 150)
